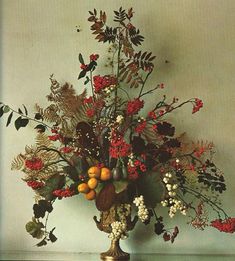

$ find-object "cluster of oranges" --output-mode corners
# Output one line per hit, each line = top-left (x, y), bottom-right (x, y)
(77, 166), (112, 200)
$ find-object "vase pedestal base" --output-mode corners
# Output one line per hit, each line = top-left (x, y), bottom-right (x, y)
(100, 239), (130, 260)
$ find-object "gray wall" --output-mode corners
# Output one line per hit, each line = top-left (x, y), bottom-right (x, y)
(1, 0), (235, 254)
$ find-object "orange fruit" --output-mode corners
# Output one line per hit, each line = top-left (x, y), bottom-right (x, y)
(87, 178), (98, 189)
(78, 183), (90, 194)
(85, 190), (96, 200)
(88, 166), (101, 179)
(100, 167), (112, 181)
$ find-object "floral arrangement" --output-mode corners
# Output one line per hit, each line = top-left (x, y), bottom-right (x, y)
(0, 7), (234, 250)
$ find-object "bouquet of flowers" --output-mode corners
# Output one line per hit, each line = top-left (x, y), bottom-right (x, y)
(0, 6), (233, 260)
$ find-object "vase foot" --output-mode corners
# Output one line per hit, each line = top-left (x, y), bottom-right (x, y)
(100, 251), (130, 260)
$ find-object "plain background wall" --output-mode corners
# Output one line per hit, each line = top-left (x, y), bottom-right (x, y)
(1, 0), (235, 255)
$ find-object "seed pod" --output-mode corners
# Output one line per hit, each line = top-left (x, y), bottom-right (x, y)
(112, 167), (122, 181)
(122, 165), (128, 179)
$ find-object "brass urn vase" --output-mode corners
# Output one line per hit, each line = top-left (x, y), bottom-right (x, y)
(94, 204), (138, 260)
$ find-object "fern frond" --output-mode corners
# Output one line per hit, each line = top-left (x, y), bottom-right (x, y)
(11, 154), (25, 170)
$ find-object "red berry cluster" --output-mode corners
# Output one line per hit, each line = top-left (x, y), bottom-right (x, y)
(135, 120), (146, 134)
(109, 132), (131, 159)
(53, 188), (75, 198)
(192, 98), (203, 113)
(27, 180), (44, 189)
(93, 75), (117, 93)
(25, 158), (44, 171)
(126, 98), (144, 116)
(127, 159), (147, 180)
(211, 218), (235, 233)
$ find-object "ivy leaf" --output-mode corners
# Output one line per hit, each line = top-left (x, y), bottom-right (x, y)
(25, 219), (44, 239)
(14, 117), (29, 130)
(6, 111), (13, 127)
(3, 105), (10, 113)
(78, 53), (85, 64)
(137, 171), (164, 208)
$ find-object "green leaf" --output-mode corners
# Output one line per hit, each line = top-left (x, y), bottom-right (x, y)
(6, 111), (13, 127)
(63, 166), (79, 182)
(137, 171), (165, 208)
(78, 53), (85, 64)
(95, 182), (104, 194)
(3, 105), (10, 113)
(87, 60), (97, 71)
(14, 117), (29, 130)
(113, 180), (128, 194)
(78, 69), (87, 80)
(37, 175), (65, 200)
(25, 219), (44, 239)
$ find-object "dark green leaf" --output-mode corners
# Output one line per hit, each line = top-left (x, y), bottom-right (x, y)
(78, 69), (87, 80)
(36, 239), (47, 247)
(137, 171), (165, 208)
(14, 117), (29, 130)
(6, 111), (13, 127)
(35, 113), (43, 120)
(0, 106), (4, 117)
(23, 104), (28, 115)
(84, 76), (90, 85)
(34, 124), (46, 133)
(18, 108), (23, 114)
(78, 53), (85, 64)
(49, 228), (57, 243)
(87, 60), (97, 71)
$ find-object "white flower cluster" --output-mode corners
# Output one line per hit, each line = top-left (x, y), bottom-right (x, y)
(108, 204), (131, 241)
(161, 172), (187, 218)
(116, 115), (124, 124)
(128, 153), (135, 167)
(109, 221), (128, 240)
(104, 84), (116, 94)
(133, 195), (149, 223)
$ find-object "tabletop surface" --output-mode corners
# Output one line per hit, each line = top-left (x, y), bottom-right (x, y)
(1, 252), (235, 261)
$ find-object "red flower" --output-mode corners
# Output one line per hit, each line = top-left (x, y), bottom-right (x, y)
(60, 147), (73, 153)
(86, 108), (95, 118)
(140, 164), (147, 172)
(211, 218), (235, 233)
(53, 187), (75, 198)
(126, 98), (144, 116)
(25, 158), (44, 171)
(27, 180), (44, 189)
(90, 54), (99, 61)
(135, 120), (146, 133)
(192, 98), (203, 114)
